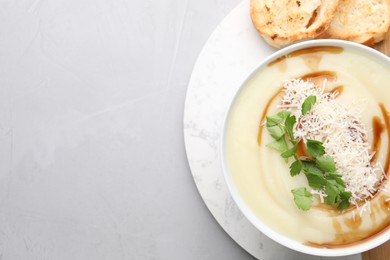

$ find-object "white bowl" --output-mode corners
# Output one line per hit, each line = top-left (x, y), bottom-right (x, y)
(221, 39), (390, 257)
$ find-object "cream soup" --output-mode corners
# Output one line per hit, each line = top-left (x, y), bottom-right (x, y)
(224, 46), (390, 246)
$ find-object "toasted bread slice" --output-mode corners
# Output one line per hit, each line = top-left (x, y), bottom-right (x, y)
(323, 0), (390, 46)
(250, 0), (339, 48)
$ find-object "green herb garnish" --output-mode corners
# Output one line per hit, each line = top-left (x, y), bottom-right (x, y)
(302, 161), (327, 190)
(291, 187), (312, 211)
(338, 192), (352, 210)
(281, 143), (298, 158)
(265, 96), (350, 211)
(301, 95), (316, 115)
(306, 139), (325, 158)
(289, 159), (303, 177)
(285, 114), (296, 142)
(266, 138), (288, 153)
(316, 155), (337, 172)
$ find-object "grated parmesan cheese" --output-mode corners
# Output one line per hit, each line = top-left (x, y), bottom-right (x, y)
(279, 78), (384, 212)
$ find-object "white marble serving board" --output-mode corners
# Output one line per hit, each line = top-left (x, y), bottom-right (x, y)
(183, 1), (361, 259)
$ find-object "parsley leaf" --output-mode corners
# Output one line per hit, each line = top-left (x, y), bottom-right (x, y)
(266, 112), (289, 140)
(324, 180), (345, 205)
(325, 172), (345, 188)
(291, 187), (312, 211)
(281, 143), (298, 158)
(302, 95), (316, 115)
(302, 160), (323, 175)
(324, 185), (338, 205)
(266, 116), (282, 127)
(302, 160), (326, 189)
(306, 139), (325, 158)
(337, 199), (350, 211)
(266, 137), (288, 153)
(285, 115), (296, 141)
(265, 108), (350, 212)
(266, 111), (290, 127)
(337, 192), (352, 210)
(267, 125), (285, 140)
(305, 172), (327, 189)
(277, 111), (291, 121)
(290, 159), (302, 176)
(316, 155), (336, 172)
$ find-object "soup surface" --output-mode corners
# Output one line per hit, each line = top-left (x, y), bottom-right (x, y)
(225, 46), (390, 246)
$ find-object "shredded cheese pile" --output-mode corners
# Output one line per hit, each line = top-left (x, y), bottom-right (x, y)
(279, 78), (384, 211)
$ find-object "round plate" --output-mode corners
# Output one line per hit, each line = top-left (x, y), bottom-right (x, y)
(183, 1), (362, 259)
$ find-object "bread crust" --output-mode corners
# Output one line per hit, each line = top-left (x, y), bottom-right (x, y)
(250, 0), (340, 48)
(323, 0), (390, 46)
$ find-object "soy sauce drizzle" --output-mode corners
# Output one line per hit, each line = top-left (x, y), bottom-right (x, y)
(257, 87), (283, 145)
(268, 46), (343, 67)
(372, 116), (385, 163)
(379, 103), (390, 174)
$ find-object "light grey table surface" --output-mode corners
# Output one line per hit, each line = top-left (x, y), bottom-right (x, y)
(0, 1), (365, 259)
(0, 0), (259, 259)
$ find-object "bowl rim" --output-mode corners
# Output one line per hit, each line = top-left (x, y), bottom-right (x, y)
(220, 39), (390, 257)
